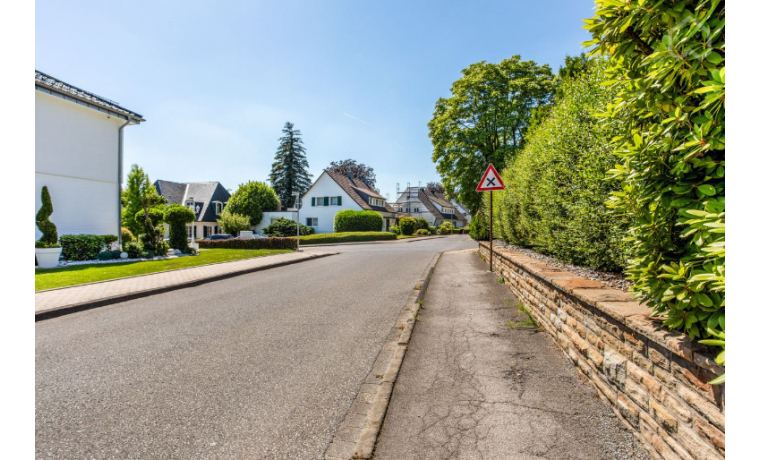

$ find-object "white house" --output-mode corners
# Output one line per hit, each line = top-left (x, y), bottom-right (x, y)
(393, 186), (468, 228)
(300, 170), (397, 233)
(35, 71), (144, 244)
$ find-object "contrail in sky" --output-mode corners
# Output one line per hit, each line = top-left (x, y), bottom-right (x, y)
(343, 113), (373, 127)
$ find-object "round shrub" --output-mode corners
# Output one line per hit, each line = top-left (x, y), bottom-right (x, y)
(121, 227), (134, 244)
(415, 229), (430, 236)
(415, 218), (430, 231)
(334, 210), (383, 232)
(437, 222), (455, 235)
(263, 218), (314, 237)
(124, 241), (141, 258)
(398, 217), (417, 235)
(226, 181), (280, 226)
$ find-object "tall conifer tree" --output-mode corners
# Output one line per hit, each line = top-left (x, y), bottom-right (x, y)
(269, 122), (312, 209)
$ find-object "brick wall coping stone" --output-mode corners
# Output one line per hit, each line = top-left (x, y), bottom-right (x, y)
(478, 242), (723, 375)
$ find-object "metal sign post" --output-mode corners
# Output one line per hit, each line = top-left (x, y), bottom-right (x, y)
(476, 163), (506, 272)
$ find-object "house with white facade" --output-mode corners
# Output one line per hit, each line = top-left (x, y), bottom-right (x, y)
(35, 71), (144, 244)
(300, 170), (397, 233)
(393, 186), (468, 228)
(154, 180), (231, 239)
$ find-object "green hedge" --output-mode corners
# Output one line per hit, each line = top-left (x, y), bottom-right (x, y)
(263, 218), (314, 237)
(333, 210), (383, 232)
(398, 217), (417, 235)
(585, 0), (725, 370)
(492, 58), (626, 272)
(197, 238), (297, 250)
(297, 232), (397, 245)
(60, 234), (118, 261)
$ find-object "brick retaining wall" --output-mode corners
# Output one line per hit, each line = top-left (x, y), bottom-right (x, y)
(479, 242), (725, 460)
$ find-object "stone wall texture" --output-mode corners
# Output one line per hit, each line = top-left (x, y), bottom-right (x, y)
(479, 242), (725, 460)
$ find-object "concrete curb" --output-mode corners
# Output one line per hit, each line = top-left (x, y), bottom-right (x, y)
(324, 252), (442, 460)
(35, 252), (336, 322)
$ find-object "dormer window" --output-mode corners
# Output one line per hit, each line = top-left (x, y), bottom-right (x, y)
(370, 197), (385, 207)
(215, 202), (224, 214)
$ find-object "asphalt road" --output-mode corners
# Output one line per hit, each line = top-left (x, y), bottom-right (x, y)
(36, 235), (477, 459)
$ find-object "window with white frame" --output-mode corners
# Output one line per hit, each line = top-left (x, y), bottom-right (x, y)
(306, 217), (318, 226)
(215, 202), (223, 214)
(312, 196), (341, 206)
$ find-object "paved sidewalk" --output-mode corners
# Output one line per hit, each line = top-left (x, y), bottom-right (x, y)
(373, 249), (651, 459)
(35, 250), (333, 319)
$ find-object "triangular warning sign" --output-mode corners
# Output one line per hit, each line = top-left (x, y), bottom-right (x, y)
(476, 164), (505, 191)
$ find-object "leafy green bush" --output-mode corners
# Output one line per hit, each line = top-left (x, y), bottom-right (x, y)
(437, 222), (455, 235)
(217, 210), (251, 236)
(469, 212), (489, 241)
(124, 241), (141, 258)
(60, 235), (108, 261)
(263, 218), (314, 237)
(164, 204), (196, 250)
(198, 237), (297, 250)
(121, 227), (134, 244)
(334, 210), (383, 232)
(415, 229), (430, 236)
(36, 186), (59, 247)
(103, 235), (119, 250)
(585, 0), (725, 364)
(95, 250), (122, 261)
(415, 218), (430, 231)
(297, 232), (397, 245)
(135, 207), (166, 250)
(398, 217), (417, 235)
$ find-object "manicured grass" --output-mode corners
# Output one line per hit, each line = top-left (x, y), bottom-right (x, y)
(35, 248), (292, 291)
(295, 231), (397, 245)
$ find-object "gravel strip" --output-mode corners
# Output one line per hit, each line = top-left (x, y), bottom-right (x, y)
(495, 241), (633, 292)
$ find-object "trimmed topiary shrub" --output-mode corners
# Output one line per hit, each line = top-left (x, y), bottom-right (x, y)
(164, 204), (196, 251)
(124, 241), (141, 258)
(36, 186), (59, 248)
(60, 235), (107, 261)
(263, 218), (314, 237)
(415, 218), (430, 231)
(334, 210), (383, 232)
(95, 250), (122, 261)
(398, 217), (417, 235)
(415, 229), (430, 236)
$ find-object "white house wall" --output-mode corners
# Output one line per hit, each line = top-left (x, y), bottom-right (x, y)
(35, 91), (125, 239)
(300, 173), (363, 233)
(255, 211), (298, 234)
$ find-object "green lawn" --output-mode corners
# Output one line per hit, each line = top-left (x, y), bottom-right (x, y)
(295, 232), (397, 245)
(35, 248), (292, 291)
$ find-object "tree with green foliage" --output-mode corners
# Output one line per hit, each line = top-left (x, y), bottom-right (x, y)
(36, 186), (59, 247)
(270, 122), (312, 209)
(163, 204), (196, 250)
(429, 55), (555, 212)
(585, 0), (724, 382)
(226, 181), (280, 227)
(327, 159), (377, 191)
(217, 210), (251, 236)
(122, 164), (164, 236)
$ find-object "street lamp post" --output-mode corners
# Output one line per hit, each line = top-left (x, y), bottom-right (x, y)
(292, 191), (300, 252)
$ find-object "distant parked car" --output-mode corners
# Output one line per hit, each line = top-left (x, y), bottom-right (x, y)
(202, 234), (233, 241)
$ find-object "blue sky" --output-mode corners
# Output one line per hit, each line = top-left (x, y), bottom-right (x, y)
(35, 0), (594, 202)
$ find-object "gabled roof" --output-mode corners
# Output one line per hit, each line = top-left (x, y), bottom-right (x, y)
(324, 170), (396, 214)
(35, 70), (145, 122)
(154, 180), (231, 223)
(396, 187), (467, 222)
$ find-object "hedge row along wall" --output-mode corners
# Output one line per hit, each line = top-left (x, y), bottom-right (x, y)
(480, 243), (724, 460)
(197, 237), (297, 251)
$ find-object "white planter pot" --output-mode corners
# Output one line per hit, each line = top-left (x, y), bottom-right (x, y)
(35, 247), (62, 269)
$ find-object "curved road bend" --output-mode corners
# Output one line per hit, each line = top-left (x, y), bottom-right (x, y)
(36, 235), (477, 459)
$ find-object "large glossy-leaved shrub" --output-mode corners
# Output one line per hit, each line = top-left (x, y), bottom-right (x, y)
(585, 0), (725, 379)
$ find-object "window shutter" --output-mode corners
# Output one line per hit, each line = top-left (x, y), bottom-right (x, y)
(323, 197), (329, 206)
(337, 196), (342, 206)
(311, 197), (315, 206)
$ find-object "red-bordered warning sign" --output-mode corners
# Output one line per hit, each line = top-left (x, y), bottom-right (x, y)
(476, 164), (505, 191)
